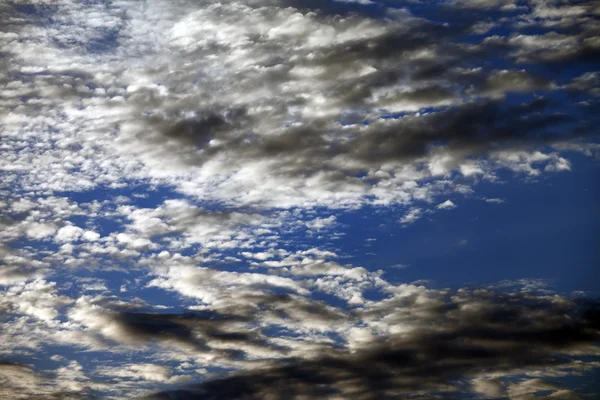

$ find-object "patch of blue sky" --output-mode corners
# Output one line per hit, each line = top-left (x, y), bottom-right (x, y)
(307, 290), (352, 311)
(332, 152), (599, 293)
(6, 237), (61, 256)
(56, 183), (184, 208)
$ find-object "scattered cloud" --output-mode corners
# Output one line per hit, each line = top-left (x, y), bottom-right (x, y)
(0, 0), (598, 398)
(436, 199), (457, 210)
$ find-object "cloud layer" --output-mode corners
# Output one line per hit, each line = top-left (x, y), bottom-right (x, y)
(0, 0), (599, 398)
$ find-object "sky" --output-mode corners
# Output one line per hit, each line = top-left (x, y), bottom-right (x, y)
(0, 0), (599, 399)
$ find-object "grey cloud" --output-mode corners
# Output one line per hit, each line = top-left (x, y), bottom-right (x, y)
(143, 293), (600, 400)
(111, 310), (261, 351)
(72, 294), (347, 357)
(208, 292), (348, 327)
(113, 0), (596, 193)
(1, 1), (599, 398)
(566, 72), (600, 96)
(76, 304), (262, 354)
(136, 96), (583, 187)
(3, 0), (595, 209)
(0, 361), (91, 400)
(508, 32), (600, 65)
(477, 69), (553, 98)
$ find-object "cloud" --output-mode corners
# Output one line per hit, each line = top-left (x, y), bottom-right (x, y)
(472, 377), (506, 398)
(143, 291), (600, 399)
(399, 207), (423, 225)
(55, 225), (84, 243)
(306, 215), (337, 230)
(436, 200), (457, 210)
(25, 223), (57, 240)
(0, 0), (594, 226)
(0, 362), (42, 399)
(1, 279), (72, 322)
(485, 198), (505, 204)
(96, 363), (190, 384)
(0, 360), (91, 400)
(0, 0), (598, 398)
(147, 263), (309, 306)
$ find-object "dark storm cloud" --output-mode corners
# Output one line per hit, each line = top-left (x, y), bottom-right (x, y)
(143, 293), (600, 400)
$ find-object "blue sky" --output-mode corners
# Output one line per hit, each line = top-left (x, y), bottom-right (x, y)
(0, 0), (599, 399)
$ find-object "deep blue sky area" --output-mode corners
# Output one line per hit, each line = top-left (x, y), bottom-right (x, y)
(354, 154), (600, 292)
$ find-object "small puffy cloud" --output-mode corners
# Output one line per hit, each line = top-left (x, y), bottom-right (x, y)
(306, 216), (336, 230)
(10, 198), (37, 213)
(25, 223), (57, 240)
(388, 263), (410, 269)
(81, 230), (101, 241)
(480, 69), (552, 98)
(436, 200), (456, 210)
(485, 198), (505, 204)
(472, 378), (505, 398)
(1, 279), (72, 322)
(507, 379), (559, 399)
(97, 363), (188, 384)
(55, 225), (84, 243)
(399, 208), (422, 225)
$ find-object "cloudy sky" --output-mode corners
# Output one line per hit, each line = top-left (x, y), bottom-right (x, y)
(1, 0), (599, 398)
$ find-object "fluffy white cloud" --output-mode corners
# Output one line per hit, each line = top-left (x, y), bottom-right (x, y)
(399, 207), (423, 225)
(97, 363), (189, 384)
(25, 223), (57, 240)
(55, 225), (84, 243)
(436, 199), (456, 210)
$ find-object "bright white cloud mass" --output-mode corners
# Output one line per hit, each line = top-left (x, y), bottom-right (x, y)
(0, 0), (599, 398)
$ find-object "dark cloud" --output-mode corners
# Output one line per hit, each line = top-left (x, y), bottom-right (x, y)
(147, 107), (251, 148)
(99, 308), (272, 357)
(80, 292), (350, 357)
(143, 293), (600, 400)
(208, 292), (349, 325)
(146, 97), (584, 183)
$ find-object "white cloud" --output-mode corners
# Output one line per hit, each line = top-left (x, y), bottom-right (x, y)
(472, 378), (505, 398)
(147, 263), (309, 305)
(82, 230), (101, 241)
(1, 280), (72, 322)
(399, 208), (423, 225)
(436, 200), (456, 210)
(306, 216), (337, 230)
(55, 225), (84, 243)
(97, 363), (188, 384)
(25, 223), (57, 240)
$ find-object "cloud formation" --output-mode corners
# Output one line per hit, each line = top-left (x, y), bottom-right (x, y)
(0, 0), (598, 398)
(143, 291), (600, 399)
